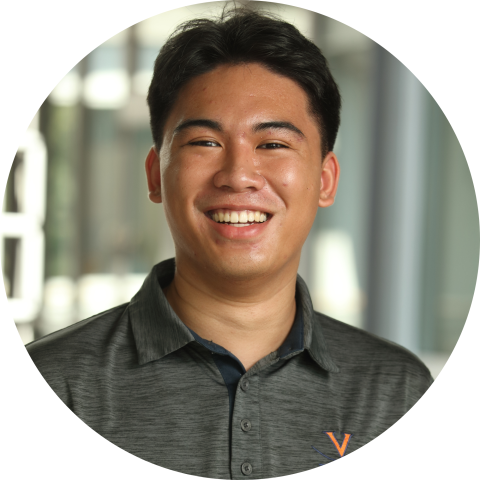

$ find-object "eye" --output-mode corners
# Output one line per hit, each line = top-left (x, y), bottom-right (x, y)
(188, 140), (220, 147)
(257, 143), (289, 149)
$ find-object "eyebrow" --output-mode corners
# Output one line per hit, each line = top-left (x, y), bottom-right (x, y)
(252, 121), (305, 138)
(173, 119), (223, 136)
(172, 118), (305, 138)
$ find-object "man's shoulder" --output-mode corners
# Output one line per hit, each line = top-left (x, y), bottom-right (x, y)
(27, 303), (130, 367)
(26, 303), (131, 409)
(315, 311), (432, 379)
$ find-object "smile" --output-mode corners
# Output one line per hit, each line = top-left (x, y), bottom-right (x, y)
(208, 209), (269, 226)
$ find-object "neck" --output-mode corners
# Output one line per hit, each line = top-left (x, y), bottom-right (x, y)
(163, 258), (299, 371)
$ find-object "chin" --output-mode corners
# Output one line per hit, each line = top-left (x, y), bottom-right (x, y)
(204, 251), (274, 282)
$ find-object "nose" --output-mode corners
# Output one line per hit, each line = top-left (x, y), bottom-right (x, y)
(213, 145), (266, 192)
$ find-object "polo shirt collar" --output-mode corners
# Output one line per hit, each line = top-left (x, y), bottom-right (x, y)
(297, 274), (340, 373)
(129, 258), (339, 373)
(129, 258), (194, 365)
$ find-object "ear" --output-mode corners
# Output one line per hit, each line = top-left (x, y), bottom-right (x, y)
(145, 146), (162, 204)
(318, 152), (340, 208)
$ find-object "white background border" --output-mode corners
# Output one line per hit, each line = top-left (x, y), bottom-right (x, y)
(1, 1), (478, 478)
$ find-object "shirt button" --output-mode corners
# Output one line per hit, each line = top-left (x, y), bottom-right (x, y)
(241, 462), (253, 475)
(241, 379), (250, 392)
(241, 419), (252, 432)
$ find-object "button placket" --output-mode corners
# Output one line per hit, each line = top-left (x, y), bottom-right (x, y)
(231, 374), (262, 479)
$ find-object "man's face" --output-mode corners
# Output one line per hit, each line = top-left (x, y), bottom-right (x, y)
(146, 63), (339, 281)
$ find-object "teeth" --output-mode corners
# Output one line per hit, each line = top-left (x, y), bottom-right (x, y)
(210, 209), (269, 224)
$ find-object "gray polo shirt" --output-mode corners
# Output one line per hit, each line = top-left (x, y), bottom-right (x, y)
(27, 258), (433, 479)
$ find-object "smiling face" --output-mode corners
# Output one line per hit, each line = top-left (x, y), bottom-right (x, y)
(146, 63), (339, 282)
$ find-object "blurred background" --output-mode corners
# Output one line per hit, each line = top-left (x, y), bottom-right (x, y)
(2, 1), (478, 379)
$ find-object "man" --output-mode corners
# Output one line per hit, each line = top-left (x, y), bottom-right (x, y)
(27, 8), (433, 478)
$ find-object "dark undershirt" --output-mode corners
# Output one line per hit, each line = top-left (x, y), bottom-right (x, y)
(188, 294), (304, 424)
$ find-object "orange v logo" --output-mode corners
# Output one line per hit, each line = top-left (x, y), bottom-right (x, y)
(323, 431), (352, 457)
(311, 431), (353, 466)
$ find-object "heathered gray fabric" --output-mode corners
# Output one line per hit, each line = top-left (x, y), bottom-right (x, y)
(27, 258), (433, 478)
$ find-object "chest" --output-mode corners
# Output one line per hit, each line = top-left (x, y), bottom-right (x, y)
(70, 357), (402, 478)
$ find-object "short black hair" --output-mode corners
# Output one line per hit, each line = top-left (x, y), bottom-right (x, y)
(147, 7), (341, 158)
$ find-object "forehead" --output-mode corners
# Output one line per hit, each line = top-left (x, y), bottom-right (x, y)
(164, 63), (318, 135)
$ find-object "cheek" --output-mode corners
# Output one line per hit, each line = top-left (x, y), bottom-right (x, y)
(280, 168), (296, 187)
(162, 156), (212, 212)
(161, 159), (190, 213)
(273, 161), (321, 202)
(271, 161), (300, 187)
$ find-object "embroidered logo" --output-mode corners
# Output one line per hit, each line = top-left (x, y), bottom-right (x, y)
(312, 431), (353, 466)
